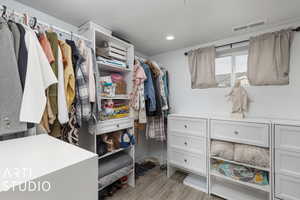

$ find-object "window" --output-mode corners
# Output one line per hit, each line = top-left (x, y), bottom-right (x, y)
(215, 51), (249, 88)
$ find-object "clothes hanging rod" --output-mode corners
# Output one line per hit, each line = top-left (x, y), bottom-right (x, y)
(0, 5), (92, 43)
(184, 26), (300, 56)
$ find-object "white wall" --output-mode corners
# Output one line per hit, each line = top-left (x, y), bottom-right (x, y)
(151, 22), (300, 120)
(0, 0), (78, 32)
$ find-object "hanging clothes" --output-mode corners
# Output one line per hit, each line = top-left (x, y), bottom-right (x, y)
(0, 18), (27, 135)
(75, 40), (91, 126)
(15, 23), (28, 91)
(57, 45), (69, 124)
(39, 32), (55, 64)
(143, 61), (169, 141)
(62, 40), (81, 145)
(130, 61), (147, 123)
(91, 48), (102, 119)
(62, 104), (79, 145)
(58, 40), (75, 112)
(46, 31), (59, 116)
(77, 40), (95, 103)
(8, 21), (20, 60)
(19, 25), (57, 124)
(39, 32), (56, 133)
(146, 116), (166, 141)
(150, 61), (168, 111)
(141, 62), (156, 113)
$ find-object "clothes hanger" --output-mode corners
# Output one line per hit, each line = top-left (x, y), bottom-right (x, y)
(8, 9), (16, 22)
(30, 16), (37, 29)
(1, 5), (8, 21)
(23, 13), (29, 25)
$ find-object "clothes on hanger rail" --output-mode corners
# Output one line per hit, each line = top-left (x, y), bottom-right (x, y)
(0, 18), (27, 136)
(131, 59), (169, 142)
(130, 60), (147, 124)
(0, 12), (98, 145)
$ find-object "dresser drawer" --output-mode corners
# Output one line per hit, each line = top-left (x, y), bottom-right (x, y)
(97, 118), (133, 134)
(275, 149), (300, 177)
(169, 148), (206, 175)
(168, 116), (207, 137)
(275, 125), (300, 152)
(275, 174), (300, 200)
(210, 120), (269, 147)
(169, 133), (206, 155)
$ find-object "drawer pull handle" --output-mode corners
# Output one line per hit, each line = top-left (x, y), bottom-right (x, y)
(116, 124), (120, 128)
(234, 131), (239, 135)
(184, 142), (188, 146)
(184, 125), (187, 128)
(184, 159), (187, 163)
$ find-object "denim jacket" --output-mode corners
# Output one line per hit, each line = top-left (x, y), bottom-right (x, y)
(141, 62), (156, 112)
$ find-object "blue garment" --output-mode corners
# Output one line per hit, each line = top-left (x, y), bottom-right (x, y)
(141, 62), (156, 112)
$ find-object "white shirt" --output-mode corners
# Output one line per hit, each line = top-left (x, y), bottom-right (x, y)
(77, 40), (95, 102)
(57, 46), (69, 124)
(20, 26), (57, 123)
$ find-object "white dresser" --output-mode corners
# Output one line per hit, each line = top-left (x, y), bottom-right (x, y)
(209, 118), (272, 200)
(168, 114), (300, 200)
(167, 114), (208, 192)
(274, 121), (300, 200)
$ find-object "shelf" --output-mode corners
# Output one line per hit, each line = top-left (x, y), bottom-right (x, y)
(101, 95), (130, 100)
(210, 170), (270, 192)
(211, 156), (270, 172)
(211, 175), (269, 200)
(97, 61), (132, 72)
(99, 117), (132, 124)
(99, 146), (132, 160)
(183, 174), (207, 193)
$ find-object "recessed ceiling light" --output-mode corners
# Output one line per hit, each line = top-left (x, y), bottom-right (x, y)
(166, 35), (175, 41)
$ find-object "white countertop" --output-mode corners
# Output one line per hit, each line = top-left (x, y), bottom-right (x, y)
(169, 113), (300, 125)
(0, 135), (97, 192)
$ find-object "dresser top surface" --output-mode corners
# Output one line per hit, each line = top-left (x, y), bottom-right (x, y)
(169, 113), (300, 125)
(0, 135), (97, 191)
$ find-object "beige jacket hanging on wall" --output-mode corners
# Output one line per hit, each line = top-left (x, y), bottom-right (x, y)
(187, 46), (217, 89)
(247, 29), (294, 85)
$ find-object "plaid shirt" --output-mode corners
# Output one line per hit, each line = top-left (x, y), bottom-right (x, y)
(75, 52), (91, 126)
(146, 116), (166, 141)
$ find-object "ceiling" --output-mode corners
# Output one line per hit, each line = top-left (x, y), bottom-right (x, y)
(15, 0), (300, 56)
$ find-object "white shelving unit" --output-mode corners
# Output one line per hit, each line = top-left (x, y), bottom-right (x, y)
(209, 119), (272, 200)
(78, 21), (135, 191)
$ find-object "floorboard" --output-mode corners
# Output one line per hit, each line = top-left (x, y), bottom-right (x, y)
(106, 168), (223, 200)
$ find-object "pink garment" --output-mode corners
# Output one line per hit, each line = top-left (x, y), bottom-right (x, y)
(130, 61), (147, 123)
(133, 63), (146, 85)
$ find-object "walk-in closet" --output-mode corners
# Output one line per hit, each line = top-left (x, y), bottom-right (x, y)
(1, 1), (300, 200)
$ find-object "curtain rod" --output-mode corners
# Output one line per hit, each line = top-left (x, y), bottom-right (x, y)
(184, 26), (300, 56)
(0, 5), (92, 43)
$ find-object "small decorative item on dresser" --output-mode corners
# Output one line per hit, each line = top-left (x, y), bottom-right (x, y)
(227, 80), (250, 119)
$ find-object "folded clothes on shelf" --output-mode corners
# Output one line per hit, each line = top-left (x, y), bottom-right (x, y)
(100, 99), (130, 120)
(211, 160), (269, 186)
(97, 56), (127, 68)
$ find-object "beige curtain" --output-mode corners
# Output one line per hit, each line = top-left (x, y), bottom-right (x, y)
(247, 29), (294, 85)
(187, 46), (217, 89)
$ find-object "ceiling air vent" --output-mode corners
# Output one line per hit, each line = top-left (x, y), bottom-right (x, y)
(233, 25), (248, 32)
(248, 21), (265, 28)
(233, 20), (266, 32)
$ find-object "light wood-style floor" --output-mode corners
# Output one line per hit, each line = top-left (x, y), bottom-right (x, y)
(106, 168), (223, 200)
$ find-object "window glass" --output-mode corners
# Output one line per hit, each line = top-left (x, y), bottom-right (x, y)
(215, 56), (232, 88)
(235, 54), (249, 87)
